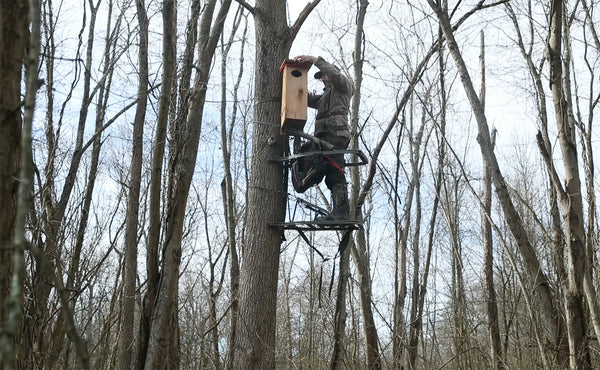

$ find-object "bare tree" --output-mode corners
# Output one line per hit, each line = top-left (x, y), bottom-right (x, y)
(231, 1), (319, 368)
(427, 0), (566, 366)
(217, 6), (247, 368)
(538, 0), (591, 367)
(405, 35), (447, 370)
(505, 3), (570, 363)
(119, 0), (149, 367)
(392, 131), (409, 368)
(143, 0), (233, 367)
(346, 0), (382, 368)
(0, 0), (28, 365)
(138, 0), (178, 365)
(442, 161), (472, 369)
(391, 95), (428, 369)
(577, 0), (600, 343)
(47, 1), (124, 365)
(23, 0), (108, 366)
(479, 30), (503, 370)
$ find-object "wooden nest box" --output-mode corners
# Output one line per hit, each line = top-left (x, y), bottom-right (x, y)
(280, 59), (310, 134)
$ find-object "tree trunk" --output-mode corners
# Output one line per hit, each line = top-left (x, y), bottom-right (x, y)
(351, 228), (381, 369)
(545, 1), (590, 367)
(138, 0), (178, 366)
(406, 165), (423, 370)
(479, 31), (504, 370)
(119, 0), (148, 367)
(331, 208), (354, 369)
(0, 1), (28, 357)
(331, 235), (352, 370)
(232, 1), (322, 367)
(578, 0), (600, 343)
(347, 0), (381, 368)
(233, 1), (290, 366)
(0, 1), (29, 367)
(444, 173), (470, 370)
(219, 7), (246, 368)
(505, 3), (570, 364)
(393, 128), (414, 367)
(397, 109), (427, 370)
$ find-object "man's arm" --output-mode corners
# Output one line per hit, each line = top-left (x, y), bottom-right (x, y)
(308, 93), (320, 109)
(314, 57), (353, 93)
(295, 55), (352, 93)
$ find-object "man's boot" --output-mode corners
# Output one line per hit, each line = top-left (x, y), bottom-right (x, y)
(316, 184), (349, 221)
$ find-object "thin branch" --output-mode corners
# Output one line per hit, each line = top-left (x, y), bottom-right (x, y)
(289, 0), (322, 40)
(357, 0), (505, 209)
(234, 0), (254, 15)
(535, 130), (566, 199)
(286, 129), (334, 150)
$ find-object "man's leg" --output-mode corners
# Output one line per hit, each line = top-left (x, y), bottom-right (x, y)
(329, 183), (349, 219)
(318, 135), (350, 220)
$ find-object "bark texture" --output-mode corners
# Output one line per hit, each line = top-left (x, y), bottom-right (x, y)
(0, 1), (28, 367)
(233, 1), (320, 367)
(545, 1), (590, 367)
(0, 0), (28, 335)
(233, 1), (290, 366)
(119, 0), (148, 367)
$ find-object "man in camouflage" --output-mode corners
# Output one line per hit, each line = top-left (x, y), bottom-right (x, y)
(294, 55), (354, 220)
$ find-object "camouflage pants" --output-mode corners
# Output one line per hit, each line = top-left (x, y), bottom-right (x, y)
(316, 132), (349, 189)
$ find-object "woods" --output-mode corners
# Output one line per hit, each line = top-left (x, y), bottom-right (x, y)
(1, 0), (600, 368)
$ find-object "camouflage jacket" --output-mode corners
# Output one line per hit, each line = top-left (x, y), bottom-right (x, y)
(308, 57), (354, 139)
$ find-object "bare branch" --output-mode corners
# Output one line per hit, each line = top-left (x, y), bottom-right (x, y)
(535, 131), (566, 199)
(289, 0), (322, 40)
(357, 0), (504, 209)
(234, 0), (254, 14)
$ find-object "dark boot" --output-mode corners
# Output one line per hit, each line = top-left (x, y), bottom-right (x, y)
(316, 184), (349, 221)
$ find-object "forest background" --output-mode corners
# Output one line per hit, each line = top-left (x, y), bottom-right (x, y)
(1, 0), (600, 369)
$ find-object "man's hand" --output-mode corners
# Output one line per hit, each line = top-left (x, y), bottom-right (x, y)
(294, 55), (317, 64)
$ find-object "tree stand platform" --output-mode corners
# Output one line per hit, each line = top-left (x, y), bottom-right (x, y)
(270, 195), (362, 233)
(270, 129), (368, 232)
(271, 219), (362, 231)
